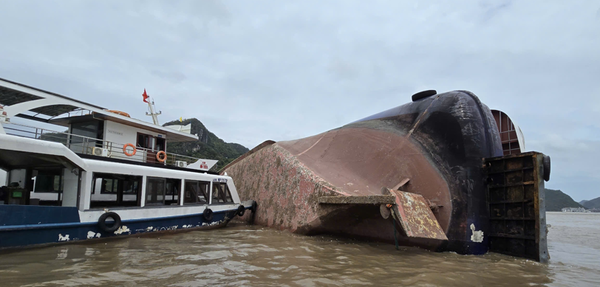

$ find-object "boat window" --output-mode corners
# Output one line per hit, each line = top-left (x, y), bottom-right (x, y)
(29, 168), (63, 206)
(211, 182), (233, 204)
(90, 173), (141, 208)
(123, 179), (139, 195)
(69, 120), (104, 153)
(144, 177), (180, 206)
(101, 179), (118, 194)
(145, 177), (166, 206)
(165, 178), (181, 205)
(184, 180), (210, 204)
(137, 133), (153, 150)
(33, 169), (62, 193)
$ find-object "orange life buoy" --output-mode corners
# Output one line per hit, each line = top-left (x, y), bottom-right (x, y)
(156, 151), (167, 163)
(123, 143), (136, 156)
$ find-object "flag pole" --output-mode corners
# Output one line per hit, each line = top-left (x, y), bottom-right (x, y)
(143, 89), (161, 125)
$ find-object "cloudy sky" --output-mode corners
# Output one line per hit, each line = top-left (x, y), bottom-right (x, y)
(0, 0), (598, 201)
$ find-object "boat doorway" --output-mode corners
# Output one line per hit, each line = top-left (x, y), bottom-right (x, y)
(156, 137), (166, 164)
(137, 133), (156, 164)
(137, 133), (166, 164)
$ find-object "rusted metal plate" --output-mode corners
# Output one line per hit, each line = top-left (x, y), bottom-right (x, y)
(318, 195), (396, 205)
(484, 152), (549, 263)
(388, 189), (448, 240)
(277, 126), (454, 232)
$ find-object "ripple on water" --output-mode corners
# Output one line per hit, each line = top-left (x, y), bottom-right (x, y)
(0, 215), (598, 286)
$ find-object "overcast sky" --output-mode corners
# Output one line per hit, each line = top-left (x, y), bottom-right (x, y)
(0, 0), (599, 201)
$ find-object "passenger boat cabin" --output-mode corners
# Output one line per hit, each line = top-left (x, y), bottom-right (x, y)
(0, 77), (231, 211)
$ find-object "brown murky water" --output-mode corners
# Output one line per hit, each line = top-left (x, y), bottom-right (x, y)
(0, 212), (598, 286)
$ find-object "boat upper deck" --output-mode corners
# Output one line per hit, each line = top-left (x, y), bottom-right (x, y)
(0, 77), (197, 142)
(0, 78), (215, 171)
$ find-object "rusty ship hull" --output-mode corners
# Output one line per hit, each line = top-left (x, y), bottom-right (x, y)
(223, 90), (548, 258)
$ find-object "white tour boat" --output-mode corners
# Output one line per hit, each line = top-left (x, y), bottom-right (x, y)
(0, 77), (255, 250)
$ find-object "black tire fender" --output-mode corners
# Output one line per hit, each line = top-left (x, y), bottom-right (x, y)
(237, 205), (245, 217)
(203, 208), (214, 221)
(98, 212), (121, 233)
(543, 155), (551, 182)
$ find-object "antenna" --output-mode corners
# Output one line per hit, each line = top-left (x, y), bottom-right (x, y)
(145, 98), (162, 125)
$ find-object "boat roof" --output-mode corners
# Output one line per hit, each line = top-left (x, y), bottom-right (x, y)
(0, 77), (198, 142)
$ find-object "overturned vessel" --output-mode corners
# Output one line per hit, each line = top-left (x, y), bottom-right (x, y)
(222, 90), (550, 262)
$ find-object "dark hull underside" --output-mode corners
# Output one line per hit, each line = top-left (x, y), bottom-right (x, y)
(0, 205), (241, 250)
(224, 91), (503, 254)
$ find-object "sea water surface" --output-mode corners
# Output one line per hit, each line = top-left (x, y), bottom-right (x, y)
(0, 212), (598, 286)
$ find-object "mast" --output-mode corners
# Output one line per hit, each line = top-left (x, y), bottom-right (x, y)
(143, 89), (161, 125)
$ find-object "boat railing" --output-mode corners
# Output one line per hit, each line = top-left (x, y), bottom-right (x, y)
(3, 122), (206, 170)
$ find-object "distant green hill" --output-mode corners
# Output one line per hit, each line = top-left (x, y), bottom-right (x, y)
(163, 118), (249, 172)
(545, 188), (583, 211)
(580, 197), (600, 209)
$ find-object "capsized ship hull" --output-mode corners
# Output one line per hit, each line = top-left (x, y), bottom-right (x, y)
(223, 90), (548, 258)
